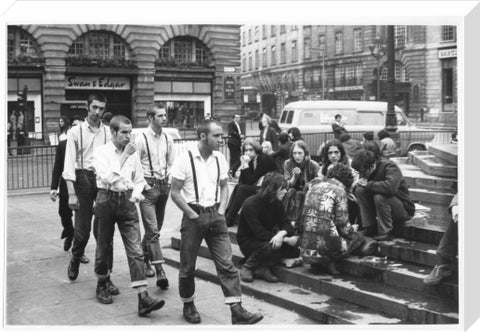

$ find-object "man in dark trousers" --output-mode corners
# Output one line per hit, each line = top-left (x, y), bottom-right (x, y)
(227, 113), (243, 178)
(351, 149), (415, 241)
(332, 114), (348, 140)
(170, 119), (263, 325)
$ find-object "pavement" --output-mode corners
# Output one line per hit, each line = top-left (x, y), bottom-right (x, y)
(5, 188), (316, 326)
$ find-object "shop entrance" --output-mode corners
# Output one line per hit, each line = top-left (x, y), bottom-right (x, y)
(65, 90), (132, 120)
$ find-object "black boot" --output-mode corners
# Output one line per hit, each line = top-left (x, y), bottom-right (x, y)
(63, 236), (73, 252)
(253, 266), (279, 283)
(183, 301), (201, 324)
(105, 276), (120, 295)
(67, 257), (80, 281)
(155, 264), (169, 290)
(240, 265), (254, 282)
(230, 303), (263, 325)
(138, 291), (165, 317)
(96, 279), (113, 304)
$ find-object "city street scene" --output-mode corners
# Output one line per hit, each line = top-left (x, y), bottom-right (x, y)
(6, 23), (458, 327)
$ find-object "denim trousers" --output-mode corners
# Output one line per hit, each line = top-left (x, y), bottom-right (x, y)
(437, 220), (458, 263)
(94, 189), (147, 288)
(355, 186), (411, 235)
(179, 206), (242, 304)
(139, 179), (170, 264)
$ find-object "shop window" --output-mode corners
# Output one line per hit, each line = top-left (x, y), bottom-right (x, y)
(335, 64), (363, 86)
(335, 31), (343, 54)
(7, 27), (41, 62)
(157, 37), (213, 67)
(442, 26), (456, 42)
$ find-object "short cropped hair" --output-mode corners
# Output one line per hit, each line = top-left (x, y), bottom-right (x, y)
(335, 114), (342, 120)
(351, 150), (377, 176)
(87, 94), (107, 108)
(146, 103), (166, 119)
(109, 115), (131, 133)
(196, 119), (220, 139)
(363, 131), (374, 141)
(259, 172), (287, 203)
(242, 138), (262, 154)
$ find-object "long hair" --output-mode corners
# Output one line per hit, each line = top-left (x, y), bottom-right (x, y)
(287, 127), (302, 141)
(321, 139), (348, 176)
(242, 138), (262, 155)
(326, 163), (354, 189)
(59, 115), (70, 133)
(363, 141), (381, 160)
(258, 172), (287, 203)
(289, 140), (310, 164)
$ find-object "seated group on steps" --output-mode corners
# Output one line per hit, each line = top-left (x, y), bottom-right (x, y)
(228, 137), (423, 282)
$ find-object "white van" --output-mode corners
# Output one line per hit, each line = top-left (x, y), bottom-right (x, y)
(278, 100), (434, 156)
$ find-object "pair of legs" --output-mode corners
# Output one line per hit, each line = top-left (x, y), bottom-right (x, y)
(94, 189), (165, 315)
(228, 144), (241, 177)
(58, 179), (74, 247)
(139, 179), (170, 288)
(225, 184), (257, 226)
(354, 186), (411, 236)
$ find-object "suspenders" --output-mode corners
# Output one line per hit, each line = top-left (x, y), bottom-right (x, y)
(79, 124), (106, 169)
(188, 150), (220, 206)
(142, 132), (169, 178)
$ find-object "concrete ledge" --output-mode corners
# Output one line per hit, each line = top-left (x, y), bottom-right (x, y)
(428, 144), (458, 166)
(409, 152), (457, 178)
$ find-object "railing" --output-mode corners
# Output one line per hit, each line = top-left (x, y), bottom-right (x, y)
(6, 129), (457, 191)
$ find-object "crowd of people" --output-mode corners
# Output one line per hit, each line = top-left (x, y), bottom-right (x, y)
(48, 101), (457, 324)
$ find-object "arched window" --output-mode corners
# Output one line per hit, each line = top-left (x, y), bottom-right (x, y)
(67, 30), (134, 67)
(157, 37), (213, 67)
(380, 62), (410, 82)
(8, 27), (42, 62)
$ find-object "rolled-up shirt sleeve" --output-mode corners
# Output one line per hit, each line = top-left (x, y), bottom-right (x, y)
(62, 129), (78, 182)
(132, 155), (147, 198)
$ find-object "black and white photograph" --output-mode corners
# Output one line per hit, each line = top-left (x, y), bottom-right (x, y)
(3, 1), (477, 330)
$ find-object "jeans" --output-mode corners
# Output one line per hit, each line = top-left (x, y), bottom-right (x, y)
(58, 179), (74, 239)
(139, 178), (170, 264)
(437, 220), (457, 263)
(94, 189), (147, 288)
(354, 186), (411, 235)
(179, 205), (242, 304)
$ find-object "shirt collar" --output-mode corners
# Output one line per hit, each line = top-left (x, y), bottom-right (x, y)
(147, 125), (162, 137)
(191, 143), (215, 161)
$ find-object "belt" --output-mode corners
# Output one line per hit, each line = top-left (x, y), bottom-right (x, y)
(98, 188), (132, 199)
(188, 203), (219, 214)
(144, 177), (168, 183)
(76, 169), (95, 175)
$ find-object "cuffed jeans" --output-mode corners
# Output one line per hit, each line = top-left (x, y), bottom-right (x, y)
(139, 178), (170, 264)
(94, 189), (147, 288)
(437, 220), (457, 263)
(179, 205), (242, 304)
(355, 186), (411, 235)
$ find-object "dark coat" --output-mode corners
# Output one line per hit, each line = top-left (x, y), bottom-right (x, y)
(332, 122), (348, 139)
(227, 121), (242, 148)
(259, 126), (278, 151)
(365, 159), (415, 217)
(50, 139), (67, 191)
(237, 193), (295, 258)
(271, 141), (292, 173)
(238, 153), (278, 186)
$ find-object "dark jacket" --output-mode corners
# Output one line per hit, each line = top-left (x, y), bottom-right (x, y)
(271, 141), (292, 173)
(227, 121), (242, 148)
(259, 126), (279, 151)
(332, 122), (348, 139)
(50, 139), (67, 190)
(365, 159), (415, 217)
(237, 193), (295, 257)
(239, 153), (277, 186)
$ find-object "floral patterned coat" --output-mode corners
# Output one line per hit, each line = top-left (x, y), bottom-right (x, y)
(298, 177), (355, 264)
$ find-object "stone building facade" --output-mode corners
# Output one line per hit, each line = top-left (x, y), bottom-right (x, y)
(7, 24), (241, 140)
(240, 25), (457, 124)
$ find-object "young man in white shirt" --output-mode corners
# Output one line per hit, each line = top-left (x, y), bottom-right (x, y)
(136, 103), (175, 289)
(170, 119), (263, 325)
(63, 95), (114, 289)
(92, 115), (165, 316)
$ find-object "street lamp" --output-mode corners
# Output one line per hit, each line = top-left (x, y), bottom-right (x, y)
(369, 36), (386, 101)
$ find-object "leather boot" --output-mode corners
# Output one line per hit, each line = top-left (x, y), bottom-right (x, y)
(63, 236), (73, 252)
(106, 276), (120, 295)
(96, 279), (113, 304)
(253, 266), (279, 283)
(67, 257), (80, 281)
(230, 303), (263, 325)
(138, 291), (165, 317)
(326, 262), (340, 276)
(144, 259), (155, 278)
(240, 265), (254, 282)
(155, 264), (169, 290)
(183, 301), (201, 324)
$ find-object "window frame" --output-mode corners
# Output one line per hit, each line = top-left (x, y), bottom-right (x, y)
(442, 25), (456, 42)
(353, 28), (363, 52)
(335, 31), (343, 55)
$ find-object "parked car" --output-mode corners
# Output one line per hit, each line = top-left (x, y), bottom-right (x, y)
(278, 100), (435, 156)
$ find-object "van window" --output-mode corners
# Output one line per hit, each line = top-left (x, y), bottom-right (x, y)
(286, 110), (294, 124)
(280, 110), (288, 123)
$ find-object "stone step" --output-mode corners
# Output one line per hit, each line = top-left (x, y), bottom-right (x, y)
(170, 237), (458, 324)
(394, 159), (457, 193)
(409, 188), (455, 205)
(428, 144), (458, 166)
(408, 151), (457, 178)
(162, 248), (402, 325)
(397, 212), (449, 245)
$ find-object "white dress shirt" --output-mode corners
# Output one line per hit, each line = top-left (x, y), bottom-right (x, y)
(171, 145), (228, 207)
(63, 120), (110, 182)
(93, 141), (146, 199)
(135, 126), (175, 181)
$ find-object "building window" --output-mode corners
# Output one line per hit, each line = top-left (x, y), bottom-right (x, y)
(248, 52), (252, 71)
(174, 39), (192, 64)
(113, 38), (125, 58)
(7, 27), (41, 62)
(262, 48), (267, 67)
(70, 40), (84, 56)
(280, 43), (286, 63)
(303, 25), (311, 36)
(353, 28), (363, 52)
(442, 61), (454, 104)
(304, 38), (311, 59)
(255, 49), (259, 69)
(254, 26), (259, 41)
(242, 55), (246, 72)
(291, 40), (297, 62)
(67, 30), (131, 61)
(318, 35), (326, 58)
(195, 41), (209, 64)
(335, 31), (343, 54)
(158, 37), (212, 66)
(242, 31), (246, 46)
(271, 45), (276, 66)
(334, 64), (363, 86)
(380, 62), (410, 82)
(442, 25), (456, 42)
(271, 25), (276, 36)
(394, 25), (407, 48)
(291, 25), (298, 31)
(248, 28), (252, 44)
(159, 44), (171, 60)
(262, 25), (267, 39)
(280, 25), (286, 34)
